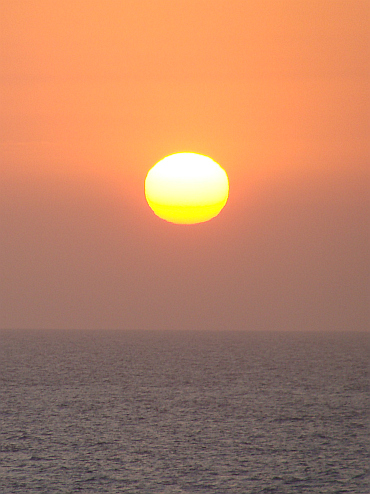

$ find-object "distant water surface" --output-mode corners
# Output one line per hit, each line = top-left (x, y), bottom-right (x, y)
(0, 330), (368, 493)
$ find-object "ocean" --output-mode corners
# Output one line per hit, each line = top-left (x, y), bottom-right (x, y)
(0, 330), (368, 493)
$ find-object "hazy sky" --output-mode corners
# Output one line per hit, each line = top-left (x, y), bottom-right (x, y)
(1, 0), (369, 330)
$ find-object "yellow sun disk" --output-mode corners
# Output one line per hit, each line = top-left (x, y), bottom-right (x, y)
(145, 153), (229, 224)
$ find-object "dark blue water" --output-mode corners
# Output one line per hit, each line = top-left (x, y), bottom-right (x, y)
(0, 330), (368, 493)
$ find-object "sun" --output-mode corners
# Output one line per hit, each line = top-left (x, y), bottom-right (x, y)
(145, 153), (229, 224)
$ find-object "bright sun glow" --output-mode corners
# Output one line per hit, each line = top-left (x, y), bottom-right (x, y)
(145, 153), (229, 224)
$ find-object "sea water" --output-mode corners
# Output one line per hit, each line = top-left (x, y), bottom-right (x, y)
(0, 330), (368, 493)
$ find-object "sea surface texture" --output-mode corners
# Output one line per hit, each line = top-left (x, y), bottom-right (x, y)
(0, 330), (368, 493)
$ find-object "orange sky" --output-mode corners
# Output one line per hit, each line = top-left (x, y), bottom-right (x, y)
(1, 1), (369, 330)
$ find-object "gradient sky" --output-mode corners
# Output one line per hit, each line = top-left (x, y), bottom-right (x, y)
(1, 0), (369, 331)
